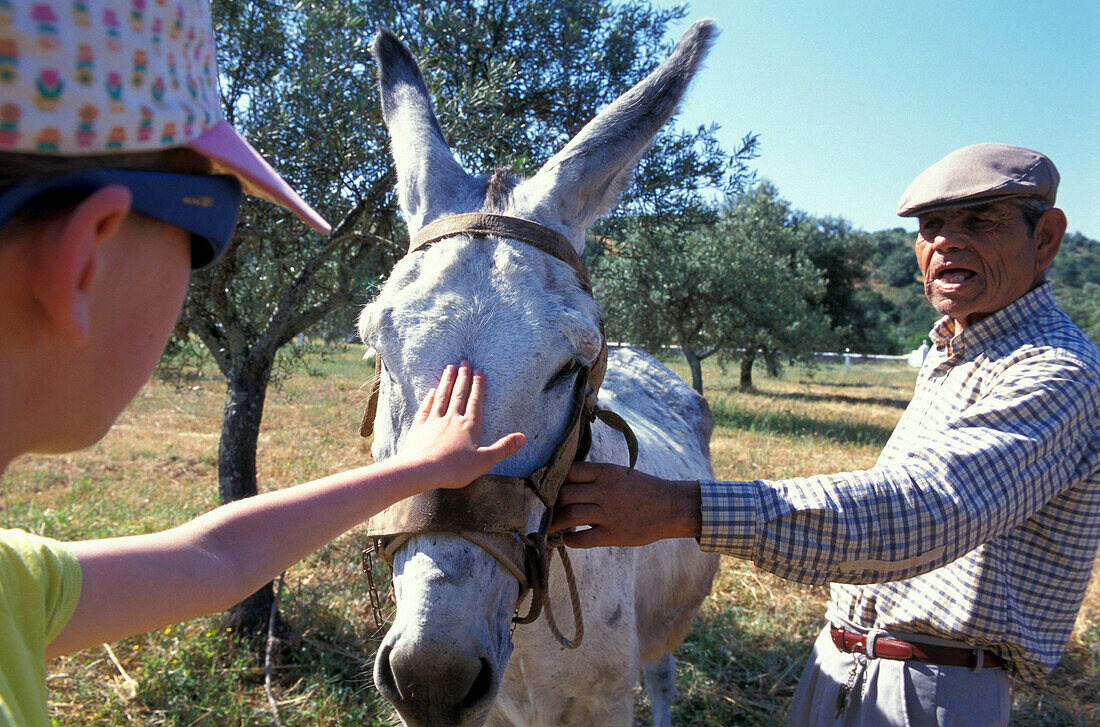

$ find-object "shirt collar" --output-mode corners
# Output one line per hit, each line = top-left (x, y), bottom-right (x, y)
(929, 282), (1054, 356)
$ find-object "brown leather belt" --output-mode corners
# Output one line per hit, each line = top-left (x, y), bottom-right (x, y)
(830, 626), (1004, 670)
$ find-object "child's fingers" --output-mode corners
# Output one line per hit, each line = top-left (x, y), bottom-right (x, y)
(450, 361), (472, 415)
(432, 365), (457, 416)
(480, 432), (526, 462)
(467, 369), (486, 422)
(415, 387), (437, 422)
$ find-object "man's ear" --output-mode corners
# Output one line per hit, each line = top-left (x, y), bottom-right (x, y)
(1034, 207), (1067, 276)
(31, 185), (132, 345)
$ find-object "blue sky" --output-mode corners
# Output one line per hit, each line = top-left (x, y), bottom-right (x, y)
(654, 1), (1099, 239)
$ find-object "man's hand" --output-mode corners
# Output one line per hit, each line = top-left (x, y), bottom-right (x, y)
(394, 361), (526, 489)
(550, 462), (702, 548)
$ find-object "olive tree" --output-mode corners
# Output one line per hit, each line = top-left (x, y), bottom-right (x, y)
(182, 0), (730, 635)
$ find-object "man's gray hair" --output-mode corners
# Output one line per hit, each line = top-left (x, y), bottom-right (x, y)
(1012, 196), (1053, 236)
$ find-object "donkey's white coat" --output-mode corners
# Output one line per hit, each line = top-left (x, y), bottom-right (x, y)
(359, 21), (720, 727)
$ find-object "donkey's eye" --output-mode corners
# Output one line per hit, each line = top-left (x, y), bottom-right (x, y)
(546, 360), (582, 390)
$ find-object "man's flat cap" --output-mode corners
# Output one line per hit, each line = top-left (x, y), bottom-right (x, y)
(897, 143), (1059, 217)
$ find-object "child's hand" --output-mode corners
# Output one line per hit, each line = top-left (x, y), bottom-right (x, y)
(394, 361), (525, 489)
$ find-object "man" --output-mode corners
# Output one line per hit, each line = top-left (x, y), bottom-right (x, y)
(551, 143), (1100, 725)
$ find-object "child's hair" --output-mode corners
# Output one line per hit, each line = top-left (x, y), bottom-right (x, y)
(0, 148), (211, 232)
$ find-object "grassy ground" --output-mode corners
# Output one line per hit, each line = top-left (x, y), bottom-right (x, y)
(3, 347), (1098, 725)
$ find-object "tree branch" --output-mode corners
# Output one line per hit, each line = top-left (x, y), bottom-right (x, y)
(254, 170), (398, 359)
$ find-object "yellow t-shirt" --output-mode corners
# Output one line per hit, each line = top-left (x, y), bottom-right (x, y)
(0, 529), (82, 727)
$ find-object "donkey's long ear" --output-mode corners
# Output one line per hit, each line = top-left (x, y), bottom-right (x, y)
(514, 20), (716, 250)
(372, 30), (474, 233)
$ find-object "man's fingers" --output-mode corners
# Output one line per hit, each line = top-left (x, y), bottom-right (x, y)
(564, 461), (606, 484)
(553, 481), (602, 508)
(558, 526), (607, 549)
(549, 502), (604, 532)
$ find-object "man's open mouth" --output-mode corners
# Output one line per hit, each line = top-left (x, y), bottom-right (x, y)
(936, 268), (976, 284)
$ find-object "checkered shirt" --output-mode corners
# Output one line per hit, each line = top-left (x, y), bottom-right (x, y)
(698, 283), (1100, 682)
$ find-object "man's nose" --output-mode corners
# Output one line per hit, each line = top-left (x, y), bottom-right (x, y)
(929, 222), (970, 251)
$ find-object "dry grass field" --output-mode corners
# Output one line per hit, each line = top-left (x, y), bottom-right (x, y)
(3, 346), (1098, 725)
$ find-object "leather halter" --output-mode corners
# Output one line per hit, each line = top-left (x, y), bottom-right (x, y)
(411, 212), (589, 287)
(359, 212), (638, 638)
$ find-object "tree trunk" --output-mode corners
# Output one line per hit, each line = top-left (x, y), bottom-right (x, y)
(682, 348), (704, 395)
(217, 355), (283, 644)
(764, 349), (780, 378)
(739, 348), (756, 391)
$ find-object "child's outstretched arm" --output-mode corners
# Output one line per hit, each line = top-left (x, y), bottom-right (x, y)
(48, 362), (524, 656)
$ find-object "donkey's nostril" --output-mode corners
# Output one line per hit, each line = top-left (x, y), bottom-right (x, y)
(379, 636), (498, 722)
(460, 657), (495, 711)
(373, 643), (402, 702)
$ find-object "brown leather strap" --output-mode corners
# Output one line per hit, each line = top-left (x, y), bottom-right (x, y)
(410, 213), (589, 290)
(830, 627), (1004, 669)
(359, 355), (382, 438)
(366, 473), (541, 537)
(590, 407), (638, 469)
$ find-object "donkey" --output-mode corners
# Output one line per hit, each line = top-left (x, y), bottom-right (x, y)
(358, 20), (721, 727)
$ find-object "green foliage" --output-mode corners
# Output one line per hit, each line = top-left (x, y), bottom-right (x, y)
(1051, 234), (1100, 344)
(864, 227), (939, 348)
(1050, 233), (1100, 288)
(188, 0), (704, 380)
(186, 0), (751, 515)
(795, 216), (897, 353)
(714, 184), (831, 355)
(1056, 282), (1100, 344)
(189, 0), (405, 384)
(596, 183), (837, 391)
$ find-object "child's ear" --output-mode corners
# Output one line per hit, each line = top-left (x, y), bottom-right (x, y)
(32, 185), (132, 345)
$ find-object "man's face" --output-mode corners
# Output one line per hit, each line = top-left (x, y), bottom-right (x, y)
(914, 200), (1044, 330)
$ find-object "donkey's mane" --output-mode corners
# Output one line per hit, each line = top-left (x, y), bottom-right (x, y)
(483, 166), (521, 211)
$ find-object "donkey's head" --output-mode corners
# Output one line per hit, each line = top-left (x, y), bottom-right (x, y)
(358, 21), (715, 727)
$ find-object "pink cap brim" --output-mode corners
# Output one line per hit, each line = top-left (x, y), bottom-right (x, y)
(187, 121), (331, 235)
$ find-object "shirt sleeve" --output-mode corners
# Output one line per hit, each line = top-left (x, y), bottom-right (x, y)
(0, 529), (83, 727)
(0, 529), (83, 645)
(697, 351), (1100, 586)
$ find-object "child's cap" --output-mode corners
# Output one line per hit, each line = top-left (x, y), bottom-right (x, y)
(0, 0), (330, 235)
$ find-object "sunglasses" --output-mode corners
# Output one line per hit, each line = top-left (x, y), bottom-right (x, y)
(0, 169), (242, 269)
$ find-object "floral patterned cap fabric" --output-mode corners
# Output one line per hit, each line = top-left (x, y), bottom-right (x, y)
(0, 0), (330, 233)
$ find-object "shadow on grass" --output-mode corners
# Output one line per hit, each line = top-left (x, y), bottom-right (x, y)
(651, 602), (818, 726)
(1011, 639), (1100, 726)
(789, 376), (912, 390)
(710, 401), (896, 447)
(744, 389), (913, 411)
